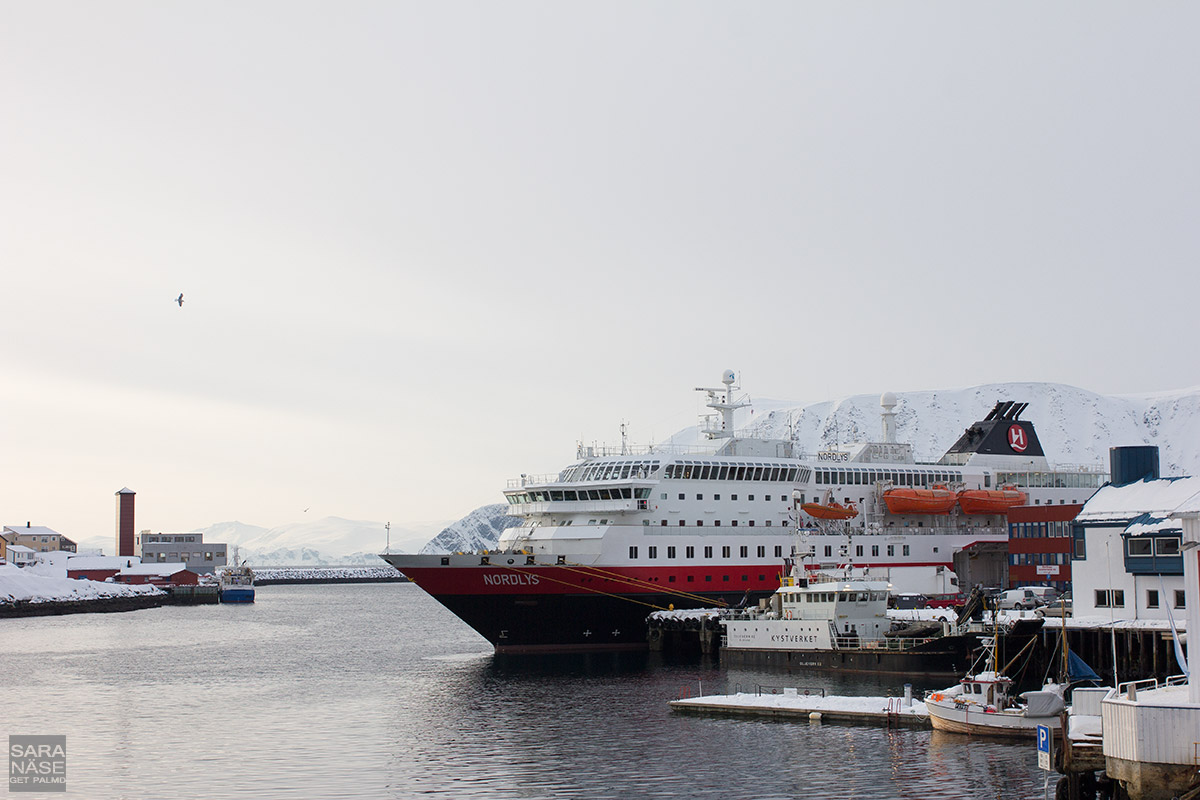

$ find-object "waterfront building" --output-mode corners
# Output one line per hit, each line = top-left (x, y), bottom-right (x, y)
(114, 563), (198, 586)
(1072, 447), (1200, 621)
(66, 555), (142, 581)
(136, 530), (227, 574)
(5, 544), (37, 567)
(1006, 503), (1082, 594)
(2, 524), (78, 553)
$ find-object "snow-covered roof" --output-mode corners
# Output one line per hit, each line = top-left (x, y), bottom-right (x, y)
(1171, 489), (1200, 516)
(7, 545), (36, 554)
(3, 525), (60, 537)
(1076, 475), (1200, 523)
(1125, 512), (1183, 537)
(66, 555), (142, 571)
(119, 563), (191, 576)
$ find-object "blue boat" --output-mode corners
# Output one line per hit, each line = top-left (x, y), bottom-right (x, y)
(218, 565), (255, 603)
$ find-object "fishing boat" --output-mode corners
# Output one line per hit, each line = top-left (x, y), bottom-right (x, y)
(217, 565), (255, 603)
(881, 485), (958, 514)
(925, 617), (1071, 738)
(957, 485), (1028, 515)
(720, 556), (979, 676)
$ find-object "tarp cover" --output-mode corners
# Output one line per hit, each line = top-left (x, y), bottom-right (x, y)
(1021, 690), (1066, 717)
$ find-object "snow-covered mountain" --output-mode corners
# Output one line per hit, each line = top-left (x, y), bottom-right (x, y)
(420, 504), (523, 555)
(202, 517), (449, 566)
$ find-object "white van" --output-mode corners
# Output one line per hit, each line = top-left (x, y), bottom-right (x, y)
(996, 588), (1047, 611)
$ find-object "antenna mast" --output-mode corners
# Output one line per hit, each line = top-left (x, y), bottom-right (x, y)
(385, 521), (391, 555)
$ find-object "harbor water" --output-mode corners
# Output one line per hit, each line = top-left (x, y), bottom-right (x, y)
(3, 584), (1048, 799)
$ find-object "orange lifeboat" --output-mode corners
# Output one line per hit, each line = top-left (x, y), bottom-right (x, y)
(801, 500), (859, 520)
(956, 485), (1028, 515)
(882, 484), (958, 515)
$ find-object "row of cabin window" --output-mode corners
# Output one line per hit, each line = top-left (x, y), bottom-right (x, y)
(507, 487), (654, 504)
(629, 544), (786, 559)
(665, 464), (801, 482)
(559, 461), (661, 483)
(996, 471), (1107, 489)
(811, 544), (912, 558)
(649, 520), (789, 528)
(667, 492), (789, 502)
(1095, 588), (1187, 609)
(815, 469), (964, 486)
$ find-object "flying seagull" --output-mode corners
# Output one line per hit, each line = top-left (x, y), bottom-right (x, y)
(175, 293), (184, 307)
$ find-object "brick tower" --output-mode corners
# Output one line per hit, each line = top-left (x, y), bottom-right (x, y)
(116, 488), (136, 557)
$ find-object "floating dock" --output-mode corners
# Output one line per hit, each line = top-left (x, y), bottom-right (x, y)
(670, 688), (931, 729)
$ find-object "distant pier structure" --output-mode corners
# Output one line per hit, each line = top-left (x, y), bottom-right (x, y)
(116, 487), (136, 557)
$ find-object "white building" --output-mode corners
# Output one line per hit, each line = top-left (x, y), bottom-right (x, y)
(1073, 473), (1200, 620)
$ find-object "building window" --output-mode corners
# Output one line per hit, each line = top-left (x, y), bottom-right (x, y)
(722, 546), (731, 558)
(748, 495), (755, 501)
(1176, 590), (1187, 609)
(667, 546), (676, 558)
(704, 546), (713, 558)
(731, 495), (738, 501)
(1147, 589), (1159, 609)
(678, 494), (685, 500)
(1127, 539), (1152, 556)
(774, 546), (783, 558)
(648, 547), (657, 559)
(1158, 538), (1182, 556)
(757, 546), (765, 558)
(739, 546), (748, 558)
(824, 546), (832, 558)
(871, 545), (879, 557)
(855, 545), (863, 557)
(686, 546), (694, 558)
(696, 494), (703, 500)
(1095, 589), (1125, 608)
(902, 545), (910, 556)
(887, 545), (894, 556)
(714, 494), (721, 501)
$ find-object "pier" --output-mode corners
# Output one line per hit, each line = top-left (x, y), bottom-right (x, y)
(670, 686), (930, 729)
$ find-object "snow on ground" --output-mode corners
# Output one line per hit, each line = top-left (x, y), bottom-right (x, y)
(252, 566), (403, 581)
(683, 691), (929, 718)
(0, 563), (164, 604)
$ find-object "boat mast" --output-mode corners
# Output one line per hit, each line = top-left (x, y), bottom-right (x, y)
(696, 369), (750, 441)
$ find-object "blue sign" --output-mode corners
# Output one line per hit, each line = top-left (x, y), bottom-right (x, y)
(1037, 725), (1051, 753)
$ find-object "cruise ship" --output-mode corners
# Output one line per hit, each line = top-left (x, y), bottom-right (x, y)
(382, 372), (1106, 653)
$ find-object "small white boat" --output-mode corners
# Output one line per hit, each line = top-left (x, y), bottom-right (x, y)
(925, 669), (1065, 738)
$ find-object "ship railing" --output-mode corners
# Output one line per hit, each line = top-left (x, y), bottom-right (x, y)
(834, 636), (938, 652)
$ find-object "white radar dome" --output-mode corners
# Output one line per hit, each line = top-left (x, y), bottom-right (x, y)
(880, 391), (898, 408)
(722, 369), (736, 385)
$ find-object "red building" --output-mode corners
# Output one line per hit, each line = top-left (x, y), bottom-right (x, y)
(1007, 503), (1082, 593)
(114, 564), (199, 586)
(66, 556), (141, 582)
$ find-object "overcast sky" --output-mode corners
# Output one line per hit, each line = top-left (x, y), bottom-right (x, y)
(2, 2), (1197, 541)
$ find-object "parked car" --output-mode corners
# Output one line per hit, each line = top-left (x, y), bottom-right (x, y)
(926, 593), (967, 609)
(889, 593), (929, 609)
(1035, 592), (1073, 618)
(996, 588), (1046, 611)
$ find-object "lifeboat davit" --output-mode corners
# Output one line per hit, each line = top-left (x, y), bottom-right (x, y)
(956, 485), (1028, 515)
(882, 485), (958, 515)
(802, 501), (859, 520)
